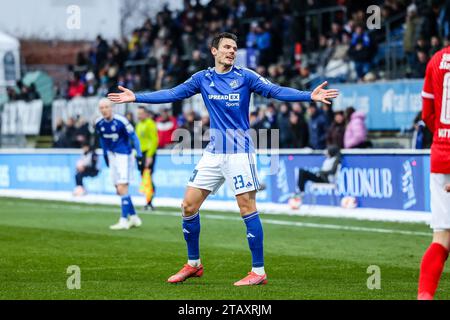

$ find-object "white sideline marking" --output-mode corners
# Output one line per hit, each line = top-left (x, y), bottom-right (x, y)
(0, 200), (431, 237)
(0, 189), (432, 224)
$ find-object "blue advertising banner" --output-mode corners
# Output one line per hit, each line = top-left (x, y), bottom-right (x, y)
(0, 151), (431, 212)
(271, 153), (430, 211)
(333, 80), (424, 131)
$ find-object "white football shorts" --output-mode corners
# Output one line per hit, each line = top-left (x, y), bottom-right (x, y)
(107, 151), (135, 185)
(187, 152), (261, 196)
(430, 173), (450, 231)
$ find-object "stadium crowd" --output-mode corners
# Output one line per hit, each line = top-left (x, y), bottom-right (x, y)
(4, 0), (446, 151)
(53, 102), (371, 150)
(55, 0), (450, 100)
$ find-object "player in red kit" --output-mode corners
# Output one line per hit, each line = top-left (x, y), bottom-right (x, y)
(418, 47), (450, 300)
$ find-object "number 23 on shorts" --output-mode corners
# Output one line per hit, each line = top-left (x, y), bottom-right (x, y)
(233, 175), (245, 190)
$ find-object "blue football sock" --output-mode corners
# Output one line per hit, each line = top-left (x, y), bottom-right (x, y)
(182, 212), (200, 260)
(121, 195), (136, 218)
(243, 211), (264, 268)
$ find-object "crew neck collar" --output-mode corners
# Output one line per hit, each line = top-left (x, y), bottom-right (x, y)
(214, 65), (234, 75)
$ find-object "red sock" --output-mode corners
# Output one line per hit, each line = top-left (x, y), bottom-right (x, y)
(418, 242), (449, 299)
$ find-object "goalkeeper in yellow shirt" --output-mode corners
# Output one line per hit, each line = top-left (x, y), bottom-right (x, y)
(136, 106), (159, 210)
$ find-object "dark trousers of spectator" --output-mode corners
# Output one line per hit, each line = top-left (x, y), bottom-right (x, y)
(297, 169), (327, 193)
(75, 169), (98, 187)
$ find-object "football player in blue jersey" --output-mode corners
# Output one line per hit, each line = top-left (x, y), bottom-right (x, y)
(108, 33), (339, 285)
(95, 98), (144, 230)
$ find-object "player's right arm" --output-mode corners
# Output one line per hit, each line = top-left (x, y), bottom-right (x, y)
(108, 73), (201, 104)
(422, 60), (436, 133)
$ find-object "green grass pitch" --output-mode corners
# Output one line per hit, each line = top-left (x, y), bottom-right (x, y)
(0, 197), (449, 300)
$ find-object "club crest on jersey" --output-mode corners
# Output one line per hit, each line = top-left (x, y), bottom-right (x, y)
(229, 80), (239, 89)
(101, 127), (105, 132)
(111, 125), (116, 132)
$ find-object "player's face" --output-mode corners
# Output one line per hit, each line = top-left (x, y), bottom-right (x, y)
(99, 102), (113, 119)
(212, 38), (237, 67)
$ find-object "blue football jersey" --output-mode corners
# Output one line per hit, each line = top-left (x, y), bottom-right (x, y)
(95, 114), (135, 155)
(135, 65), (312, 153)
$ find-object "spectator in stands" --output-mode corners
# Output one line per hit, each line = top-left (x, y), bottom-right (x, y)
(67, 74), (85, 99)
(187, 50), (208, 76)
(65, 117), (79, 148)
(404, 3), (421, 74)
(277, 103), (291, 148)
(246, 21), (259, 49)
(73, 143), (99, 196)
(257, 21), (273, 66)
(326, 111), (346, 149)
(288, 110), (309, 149)
(412, 50), (429, 78)
(156, 107), (178, 148)
(84, 71), (97, 97)
(321, 103), (334, 126)
(180, 110), (201, 149)
(295, 145), (342, 204)
(348, 25), (373, 80)
(411, 111), (433, 149)
(344, 107), (370, 148)
(74, 117), (91, 148)
(6, 86), (19, 101)
(95, 35), (109, 69)
(23, 84), (40, 101)
(307, 103), (328, 150)
(53, 118), (68, 148)
(429, 36), (442, 56)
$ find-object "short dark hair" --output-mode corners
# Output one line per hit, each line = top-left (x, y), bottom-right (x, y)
(138, 106), (149, 114)
(211, 32), (238, 49)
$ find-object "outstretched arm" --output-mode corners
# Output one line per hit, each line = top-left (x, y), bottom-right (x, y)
(268, 81), (339, 104)
(108, 76), (200, 104)
(246, 69), (339, 104)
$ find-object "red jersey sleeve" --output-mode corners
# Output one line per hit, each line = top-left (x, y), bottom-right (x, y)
(422, 60), (436, 132)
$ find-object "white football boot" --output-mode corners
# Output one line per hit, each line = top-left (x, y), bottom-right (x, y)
(128, 215), (143, 228)
(109, 217), (130, 230)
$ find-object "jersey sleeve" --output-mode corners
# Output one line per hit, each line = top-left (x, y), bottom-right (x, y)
(422, 60), (436, 132)
(135, 73), (201, 104)
(244, 68), (311, 101)
(422, 61), (435, 100)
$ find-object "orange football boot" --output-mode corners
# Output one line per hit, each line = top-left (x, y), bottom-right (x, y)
(167, 264), (204, 283)
(234, 272), (268, 286)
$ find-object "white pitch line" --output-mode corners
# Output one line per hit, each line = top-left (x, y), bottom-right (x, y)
(1, 200), (432, 237)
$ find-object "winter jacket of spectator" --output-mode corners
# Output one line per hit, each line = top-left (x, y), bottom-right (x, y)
(156, 116), (178, 148)
(278, 112), (291, 148)
(308, 111), (328, 150)
(68, 81), (85, 98)
(326, 122), (345, 149)
(344, 111), (367, 148)
(289, 117), (309, 148)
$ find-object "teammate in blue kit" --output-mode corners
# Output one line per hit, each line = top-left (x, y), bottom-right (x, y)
(95, 98), (144, 230)
(108, 33), (339, 285)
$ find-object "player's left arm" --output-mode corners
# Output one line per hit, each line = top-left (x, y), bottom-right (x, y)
(245, 69), (339, 104)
